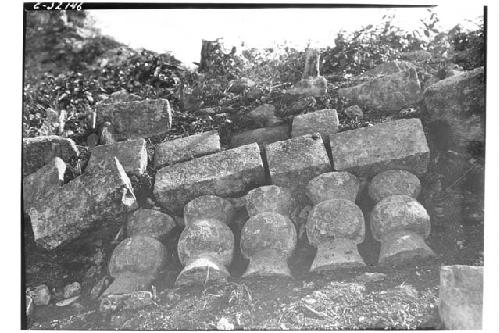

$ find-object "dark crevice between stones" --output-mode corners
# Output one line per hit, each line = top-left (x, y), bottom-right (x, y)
(322, 134), (335, 170)
(259, 146), (272, 185)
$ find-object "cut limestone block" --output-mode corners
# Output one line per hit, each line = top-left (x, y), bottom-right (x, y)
(330, 118), (430, 178)
(240, 212), (297, 277)
(154, 131), (220, 169)
(154, 143), (265, 214)
(306, 171), (360, 205)
(266, 133), (331, 191)
(245, 185), (292, 218)
(370, 195), (434, 265)
(338, 61), (421, 112)
(291, 109), (339, 140)
(306, 199), (365, 271)
(103, 236), (166, 296)
(423, 67), (485, 150)
(126, 209), (176, 240)
(23, 157), (66, 211)
(176, 219), (234, 286)
(88, 139), (148, 176)
(230, 125), (289, 148)
(96, 98), (172, 140)
(183, 195), (235, 227)
(439, 265), (483, 330)
(22, 135), (79, 176)
(26, 157), (138, 250)
(368, 169), (421, 203)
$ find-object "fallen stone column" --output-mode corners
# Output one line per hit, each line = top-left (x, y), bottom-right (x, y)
(126, 209), (176, 240)
(26, 157), (138, 250)
(367, 169), (422, 203)
(439, 265), (483, 330)
(183, 195), (235, 227)
(176, 198), (235, 285)
(240, 186), (296, 277)
(154, 143), (265, 215)
(370, 194), (435, 265)
(330, 118), (430, 178)
(102, 236), (166, 296)
(305, 172), (365, 271)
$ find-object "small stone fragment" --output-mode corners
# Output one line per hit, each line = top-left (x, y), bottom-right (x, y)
(56, 295), (80, 307)
(126, 209), (176, 240)
(344, 105), (364, 119)
(29, 284), (51, 306)
(355, 272), (387, 283)
(63, 282), (81, 299)
(368, 169), (422, 203)
(247, 104), (281, 127)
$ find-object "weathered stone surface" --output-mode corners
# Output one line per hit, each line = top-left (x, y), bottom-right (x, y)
(240, 212), (297, 277)
(307, 199), (365, 246)
(127, 209), (176, 240)
(370, 195), (430, 242)
(184, 195), (235, 227)
(247, 104), (282, 127)
(439, 265), (483, 330)
(23, 157), (65, 211)
(266, 133), (331, 191)
(26, 157), (138, 250)
(63, 282), (81, 299)
(245, 185), (292, 217)
(230, 125), (289, 148)
(338, 61), (421, 112)
(368, 170), (421, 203)
(22, 135), (79, 176)
(176, 219), (234, 286)
(306, 199), (365, 270)
(29, 284), (51, 306)
(400, 50), (432, 63)
(104, 236), (166, 296)
(344, 105), (364, 119)
(330, 118), (430, 177)
(287, 76), (327, 97)
(378, 230), (435, 265)
(154, 131), (221, 169)
(422, 67), (485, 149)
(154, 143), (265, 214)
(306, 171), (360, 205)
(88, 139), (148, 176)
(291, 109), (339, 140)
(96, 98), (172, 140)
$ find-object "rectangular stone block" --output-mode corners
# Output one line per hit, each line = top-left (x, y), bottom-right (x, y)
(265, 133), (332, 191)
(230, 125), (289, 148)
(23, 135), (79, 177)
(330, 118), (429, 178)
(88, 139), (148, 176)
(96, 98), (171, 139)
(154, 143), (265, 214)
(26, 157), (138, 250)
(23, 157), (66, 211)
(291, 109), (339, 140)
(154, 130), (220, 169)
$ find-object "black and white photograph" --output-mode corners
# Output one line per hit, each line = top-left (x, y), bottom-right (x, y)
(9, 0), (499, 331)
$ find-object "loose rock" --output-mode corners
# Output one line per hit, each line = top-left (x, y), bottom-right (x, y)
(23, 157), (65, 211)
(247, 104), (282, 127)
(230, 125), (289, 148)
(344, 105), (364, 119)
(63, 282), (81, 299)
(29, 284), (51, 306)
